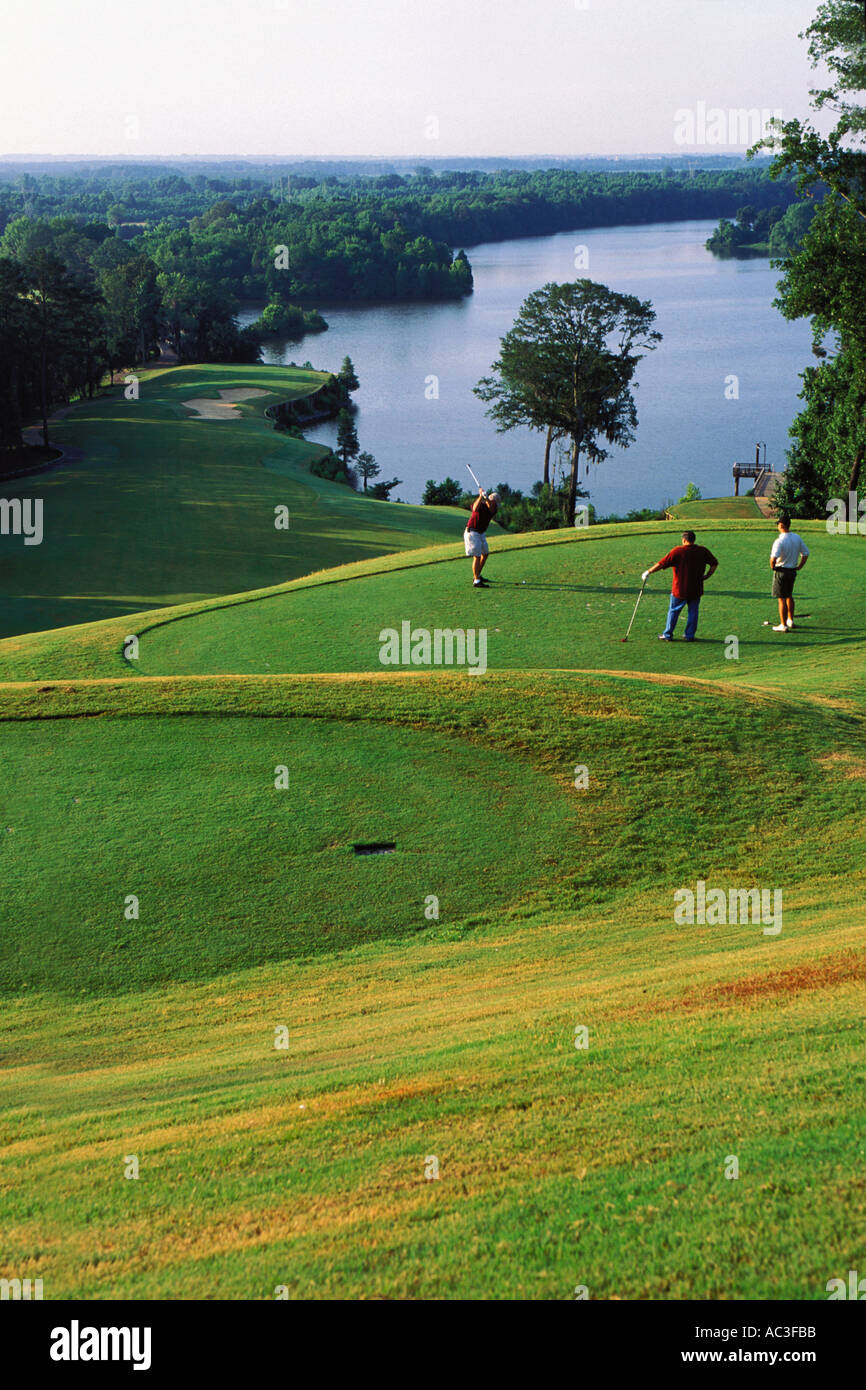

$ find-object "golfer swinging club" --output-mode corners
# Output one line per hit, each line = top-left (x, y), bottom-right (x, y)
(464, 485), (499, 587)
(643, 530), (718, 641)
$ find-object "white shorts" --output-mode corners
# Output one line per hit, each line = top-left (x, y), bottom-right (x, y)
(464, 528), (488, 558)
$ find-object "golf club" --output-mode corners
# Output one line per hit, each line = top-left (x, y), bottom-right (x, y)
(621, 579), (647, 642)
(466, 463), (486, 496)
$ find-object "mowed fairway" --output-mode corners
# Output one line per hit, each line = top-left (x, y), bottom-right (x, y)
(1, 433), (865, 1297)
(0, 364), (472, 640)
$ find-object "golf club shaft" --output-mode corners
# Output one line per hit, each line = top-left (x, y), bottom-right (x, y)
(623, 581), (646, 639)
(466, 463), (485, 495)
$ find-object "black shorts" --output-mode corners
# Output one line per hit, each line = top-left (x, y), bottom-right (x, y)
(772, 567), (798, 599)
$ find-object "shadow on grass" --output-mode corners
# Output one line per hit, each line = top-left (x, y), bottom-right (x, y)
(0, 596), (185, 643)
(510, 582), (770, 599)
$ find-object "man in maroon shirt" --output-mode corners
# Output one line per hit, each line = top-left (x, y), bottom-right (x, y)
(464, 488), (499, 587)
(642, 530), (719, 641)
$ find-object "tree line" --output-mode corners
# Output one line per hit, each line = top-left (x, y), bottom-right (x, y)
(0, 163), (799, 454)
(1, 164), (798, 249)
(754, 0), (866, 517)
(0, 216), (258, 451)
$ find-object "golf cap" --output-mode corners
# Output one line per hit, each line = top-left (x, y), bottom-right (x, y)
(487, 491), (500, 506)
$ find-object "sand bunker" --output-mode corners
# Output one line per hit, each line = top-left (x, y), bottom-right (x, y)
(183, 388), (269, 419)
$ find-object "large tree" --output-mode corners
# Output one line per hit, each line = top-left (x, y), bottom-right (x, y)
(755, 0), (866, 507)
(94, 245), (162, 382)
(475, 280), (661, 522)
(774, 196), (866, 499)
(338, 355), (360, 392)
(756, 0), (866, 221)
(774, 351), (864, 516)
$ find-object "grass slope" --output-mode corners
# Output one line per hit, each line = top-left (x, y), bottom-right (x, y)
(132, 521), (862, 694)
(667, 496), (763, 520)
(1, 514), (864, 1300)
(0, 364), (474, 641)
(2, 520), (862, 699)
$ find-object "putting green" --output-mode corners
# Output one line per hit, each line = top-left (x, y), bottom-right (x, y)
(125, 521), (866, 697)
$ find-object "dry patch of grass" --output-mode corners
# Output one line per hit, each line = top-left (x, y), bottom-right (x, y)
(700, 950), (866, 1003)
(819, 750), (866, 779)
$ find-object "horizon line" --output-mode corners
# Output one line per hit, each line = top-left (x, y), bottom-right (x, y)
(0, 151), (763, 163)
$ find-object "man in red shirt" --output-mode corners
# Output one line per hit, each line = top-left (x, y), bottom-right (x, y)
(642, 530), (719, 641)
(464, 487), (499, 587)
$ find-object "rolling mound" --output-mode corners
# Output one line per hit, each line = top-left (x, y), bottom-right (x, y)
(133, 520), (860, 692)
(2, 519), (863, 700)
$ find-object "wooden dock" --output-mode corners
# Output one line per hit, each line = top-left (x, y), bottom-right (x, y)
(752, 467), (781, 517)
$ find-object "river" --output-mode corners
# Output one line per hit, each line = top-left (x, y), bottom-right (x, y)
(237, 219), (814, 514)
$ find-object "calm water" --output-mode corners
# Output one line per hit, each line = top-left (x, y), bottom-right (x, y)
(238, 220), (813, 513)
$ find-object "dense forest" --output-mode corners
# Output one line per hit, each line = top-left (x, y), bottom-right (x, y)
(0, 163), (798, 263)
(0, 163), (798, 453)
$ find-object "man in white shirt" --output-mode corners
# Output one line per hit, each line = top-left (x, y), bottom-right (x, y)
(769, 514), (809, 632)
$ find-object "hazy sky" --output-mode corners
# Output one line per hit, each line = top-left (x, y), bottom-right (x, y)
(1, 0), (827, 158)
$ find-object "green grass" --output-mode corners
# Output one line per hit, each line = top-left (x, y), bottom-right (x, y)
(1, 405), (864, 1300)
(132, 521), (861, 694)
(0, 697), (580, 995)
(2, 519), (862, 700)
(2, 668), (865, 1297)
(2, 936), (862, 1299)
(2, 669), (864, 997)
(667, 495), (763, 520)
(0, 363), (476, 640)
